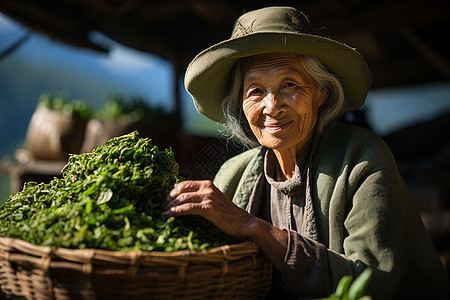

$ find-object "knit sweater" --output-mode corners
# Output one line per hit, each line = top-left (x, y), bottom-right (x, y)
(214, 122), (448, 299)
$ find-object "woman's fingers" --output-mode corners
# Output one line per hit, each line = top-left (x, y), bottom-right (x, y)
(163, 180), (229, 220)
(163, 200), (207, 217)
(163, 180), (211, 212)
(163, 192), (208, 214)
(163, 181), (200, 207)
(162, 180), (257, 239)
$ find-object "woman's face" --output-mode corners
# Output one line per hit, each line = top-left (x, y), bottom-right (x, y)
(242, 53), (326, 153)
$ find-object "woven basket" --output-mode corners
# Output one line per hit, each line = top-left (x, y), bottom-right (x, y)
(0, 237), (272, 299)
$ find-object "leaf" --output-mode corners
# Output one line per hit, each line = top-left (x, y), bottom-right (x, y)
(187, 231), (194, 251)
(335, 275), (353, 298)
(97, 189), (113, 205)
(113, 204), (135, 215)
(348, 268), (372, 300)
(85, 199), (93, 214)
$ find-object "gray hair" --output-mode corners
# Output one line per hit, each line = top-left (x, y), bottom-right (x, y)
(221, 54), (346, 148)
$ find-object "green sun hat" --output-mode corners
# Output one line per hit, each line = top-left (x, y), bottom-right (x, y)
(184, 6), (372, 122)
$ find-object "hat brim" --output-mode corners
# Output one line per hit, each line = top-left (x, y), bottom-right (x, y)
(185, 31), (372, 122)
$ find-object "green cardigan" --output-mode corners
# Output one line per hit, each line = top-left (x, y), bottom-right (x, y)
(214, 122), (448, 299)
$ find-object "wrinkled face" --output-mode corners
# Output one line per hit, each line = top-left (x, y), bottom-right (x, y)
(242, 53), (326, 152)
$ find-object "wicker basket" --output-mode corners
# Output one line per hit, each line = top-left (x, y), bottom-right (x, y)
(0, 237), (272, 299)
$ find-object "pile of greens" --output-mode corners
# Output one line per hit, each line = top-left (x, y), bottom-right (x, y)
(0, 132), (241, 252)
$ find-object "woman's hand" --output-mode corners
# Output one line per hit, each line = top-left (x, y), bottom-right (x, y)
(163, 180), (289, 271)
(162, 180), (255, 238)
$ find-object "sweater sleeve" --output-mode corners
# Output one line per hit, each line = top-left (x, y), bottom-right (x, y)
(277, 229), (331, 298)
(327, 167), (404, 299)
(313, 123), (447, 299)
(325, 167), (448, 299)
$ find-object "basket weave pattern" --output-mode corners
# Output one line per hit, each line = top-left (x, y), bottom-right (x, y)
(0, 237), (272, 299)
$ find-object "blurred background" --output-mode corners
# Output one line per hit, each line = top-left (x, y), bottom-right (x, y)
(0, 0), (449, 273)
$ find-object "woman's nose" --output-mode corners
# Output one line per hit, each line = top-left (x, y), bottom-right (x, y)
(262, 93), (282, 116)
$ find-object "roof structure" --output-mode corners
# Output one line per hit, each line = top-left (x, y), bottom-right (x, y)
(1, 0), (449, 90)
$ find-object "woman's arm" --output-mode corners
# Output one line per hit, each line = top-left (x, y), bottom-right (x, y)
(163, 179), (332, 298)
(162, 179), (288, 271)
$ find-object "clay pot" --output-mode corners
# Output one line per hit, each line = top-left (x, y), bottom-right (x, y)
(25, 106), (87, 161)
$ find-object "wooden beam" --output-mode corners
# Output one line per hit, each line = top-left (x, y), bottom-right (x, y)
(398, 26), (450, 80)
(308, 1), (450, 37)
(0, 1), (107, 51)
(187, 0), (240, 26)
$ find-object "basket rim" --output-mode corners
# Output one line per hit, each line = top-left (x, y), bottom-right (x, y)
(0, 237), (273, 300)
(0, 236), (260, 266)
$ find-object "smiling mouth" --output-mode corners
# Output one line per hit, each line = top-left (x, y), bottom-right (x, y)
(263, 120), (292, 132)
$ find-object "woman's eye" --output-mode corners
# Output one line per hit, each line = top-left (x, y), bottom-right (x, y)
(248, 88), (263, 96)
(281, 82), (300, 94)
(284, 82), (297, 88)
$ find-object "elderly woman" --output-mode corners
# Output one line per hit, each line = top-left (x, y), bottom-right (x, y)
(163, 6), (448, 299)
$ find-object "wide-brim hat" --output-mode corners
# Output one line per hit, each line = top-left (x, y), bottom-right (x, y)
(185, 6), (372, 122)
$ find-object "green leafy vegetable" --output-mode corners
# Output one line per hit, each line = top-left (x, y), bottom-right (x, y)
(0, 132), (241, 251)
(317, 268), (373, 300)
